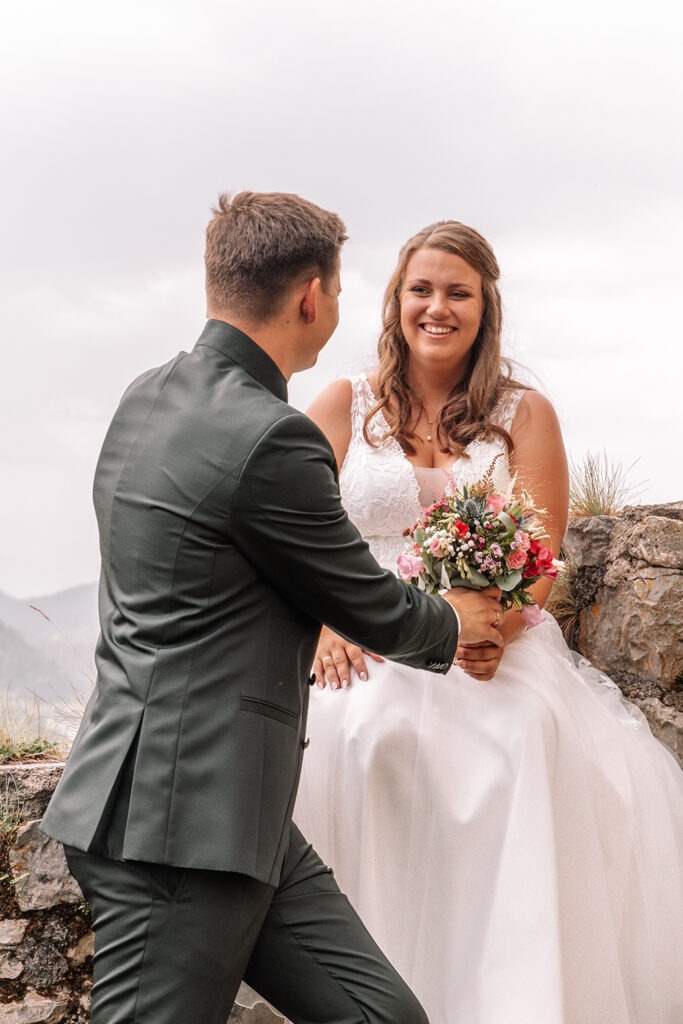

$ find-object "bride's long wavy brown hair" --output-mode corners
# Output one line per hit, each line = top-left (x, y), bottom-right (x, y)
(365, 221), (526, 456)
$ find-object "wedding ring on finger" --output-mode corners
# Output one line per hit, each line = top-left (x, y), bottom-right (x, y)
(322, 656), (333, 664)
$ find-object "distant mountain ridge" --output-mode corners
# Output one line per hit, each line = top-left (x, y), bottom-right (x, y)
(0, 582), (98, 705)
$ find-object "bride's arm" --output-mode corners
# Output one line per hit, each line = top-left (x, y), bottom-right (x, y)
(508, 389), (569, 589)
(456, 390), (568, 681)
(306, 379), (385, 689)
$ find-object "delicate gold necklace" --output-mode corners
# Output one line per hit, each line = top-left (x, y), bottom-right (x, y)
(411, 399), (444, 444)
(418, 404), (439, 443)
(410, 380), (465, 444)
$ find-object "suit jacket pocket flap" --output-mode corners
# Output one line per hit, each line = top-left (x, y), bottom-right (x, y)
(240, 696), (298, 728)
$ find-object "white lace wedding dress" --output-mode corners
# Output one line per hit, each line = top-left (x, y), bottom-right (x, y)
(294, 374), (683, 1024)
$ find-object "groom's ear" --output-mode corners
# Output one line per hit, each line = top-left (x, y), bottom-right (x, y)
(299, 277), (320, 325)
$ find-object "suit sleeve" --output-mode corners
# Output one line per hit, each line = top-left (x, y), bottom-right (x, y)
(231, 411), (458, 673)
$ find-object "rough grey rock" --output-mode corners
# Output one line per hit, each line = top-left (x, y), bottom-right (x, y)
(626, 500), (683, 522)
(0, 948), (24, 978)
(0, 919), (29, 981)
(1, 991), (69, 1023)
(634, 698), (683, 763)
(67, 930), (94, 964)
(627, 515), (683, 569)
(0, 919), (28, 945)
(572, 504), (683, 694)
(579, 567), (683, 690)
(571, 565), (604, 611)
(0, 763), (65, 821)
(564, 515), (615, 567)
(229, 984), (286, 1023)
(9, 820), (83, 912)
(20, 918), (70, 988)
(608, 504), (683, 567)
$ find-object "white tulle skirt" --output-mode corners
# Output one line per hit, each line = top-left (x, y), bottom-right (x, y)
(294, 614), (683, 1024)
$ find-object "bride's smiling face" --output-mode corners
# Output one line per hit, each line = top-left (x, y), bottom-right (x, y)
(399, 248), (484, 374)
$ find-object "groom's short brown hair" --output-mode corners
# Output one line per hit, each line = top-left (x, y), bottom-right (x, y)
(205, 192), (347, 322)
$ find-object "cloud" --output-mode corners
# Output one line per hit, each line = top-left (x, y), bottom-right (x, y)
(1, 0), (681, 594)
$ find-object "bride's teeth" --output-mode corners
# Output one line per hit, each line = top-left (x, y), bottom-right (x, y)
(423, 325), (453, 334)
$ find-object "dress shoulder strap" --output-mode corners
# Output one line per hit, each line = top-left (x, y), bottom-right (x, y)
(491, 388), (525, 433)
(348, 374), (388, 444)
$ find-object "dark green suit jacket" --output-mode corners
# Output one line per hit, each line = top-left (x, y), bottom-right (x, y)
(42, 321), (458, 885)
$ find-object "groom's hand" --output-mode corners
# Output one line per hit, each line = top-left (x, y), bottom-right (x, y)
(442, 587), (503, 647)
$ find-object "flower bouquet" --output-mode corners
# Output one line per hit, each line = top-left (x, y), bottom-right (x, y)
(397, 466), (560, 627)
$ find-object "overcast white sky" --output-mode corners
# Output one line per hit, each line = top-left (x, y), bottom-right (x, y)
(1, 0), (681, 598)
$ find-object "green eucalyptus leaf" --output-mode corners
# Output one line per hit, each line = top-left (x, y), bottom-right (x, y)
(447, 576), (485, 590)
(496, 511), (518, 533)
(497, 570), (523, 592)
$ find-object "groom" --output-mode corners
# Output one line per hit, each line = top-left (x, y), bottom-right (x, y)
(42, 192), (503, 1023)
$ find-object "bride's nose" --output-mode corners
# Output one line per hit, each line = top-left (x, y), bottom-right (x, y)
(427, 291), (449, 317)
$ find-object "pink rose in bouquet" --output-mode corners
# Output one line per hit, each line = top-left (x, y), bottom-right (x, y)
(513, 530), (531, 551)
(429, 535), (453, 558)
(506, 549), (528, 570)
(486, 493), (507, 514)
(397, 552), (426, 581)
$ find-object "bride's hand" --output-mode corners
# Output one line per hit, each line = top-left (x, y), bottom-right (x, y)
(455, 606), (528, 681)
(313, 625), (384, 690)
(455, 640), (506, 682)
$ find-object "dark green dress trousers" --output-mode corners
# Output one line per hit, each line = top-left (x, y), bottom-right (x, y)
(65, 825), (428, 1024)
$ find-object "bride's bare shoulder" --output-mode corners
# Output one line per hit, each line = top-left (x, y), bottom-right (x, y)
(509, 388), (560, 436)
(306, 379), (354, 471)
(307, 378), (354, 421)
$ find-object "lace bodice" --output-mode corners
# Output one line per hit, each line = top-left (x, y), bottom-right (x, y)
(339, 374), (524, 572)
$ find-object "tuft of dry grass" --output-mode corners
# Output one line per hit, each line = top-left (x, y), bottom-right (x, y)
(0, 795), (23, 836)
(0, 689), (65, 765)
(568, 451), (645, 522)
(544, 558), (580, 649)
(2, 603), (93, 763)
(36, 682), (89, 745)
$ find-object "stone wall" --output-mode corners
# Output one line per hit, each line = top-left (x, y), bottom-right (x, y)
(2, 503), (681, 1019)
(564, 501), (683, 764)
(0, 764), (284, 1024)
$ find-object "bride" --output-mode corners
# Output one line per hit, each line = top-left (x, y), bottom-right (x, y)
(294, 221), (683, 1024)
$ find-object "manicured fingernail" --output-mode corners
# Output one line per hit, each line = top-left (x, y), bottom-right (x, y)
(331, 680), (339, 690)
(317, 680), (325, 689)
(360, 672), (367, 681)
